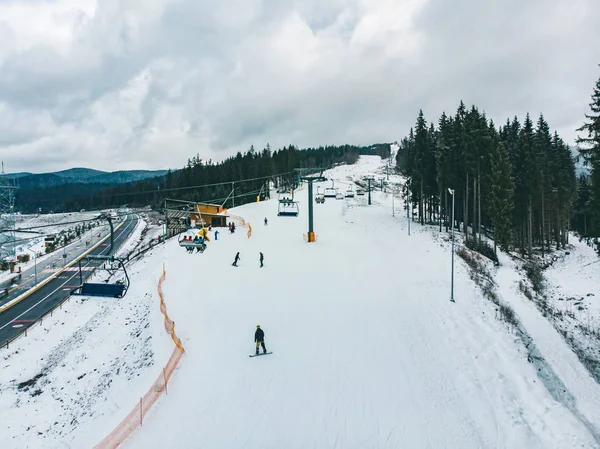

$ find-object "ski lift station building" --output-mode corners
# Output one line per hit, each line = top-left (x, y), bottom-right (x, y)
(166, 202), (229, 238)
(190, 203), (229, 228)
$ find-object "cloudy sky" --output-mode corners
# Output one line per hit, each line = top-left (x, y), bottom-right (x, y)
(0, 0), (599, 173)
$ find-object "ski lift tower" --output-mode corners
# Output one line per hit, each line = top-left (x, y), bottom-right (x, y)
(365, 176), (375, 205)
(0, 162), (18, 262)
(295, 168), (327, 243)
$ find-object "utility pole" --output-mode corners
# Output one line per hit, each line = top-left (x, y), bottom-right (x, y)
(296, 169), (327, 243)
(164, 199), (168, 239)
(365, 177), (374, 205)
(26, 247), (37, 285)
(448, 188), (455, 303)
(406, 178), (411, 236)
(232, 182), (235, 208)
(0, 162), (18, 262)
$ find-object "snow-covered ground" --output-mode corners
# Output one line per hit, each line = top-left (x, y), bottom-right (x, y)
(14, 212), (108, 235)
(2, 156), (600, 448)
(0, 216), (172, 449)
(545, 239), (600, 329)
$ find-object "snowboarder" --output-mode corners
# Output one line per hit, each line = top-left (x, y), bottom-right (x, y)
(259, 252), (264, 268)
(255, 325), (267, 355)
(264, 217), (268, 225)
(232, 252), (240, 267)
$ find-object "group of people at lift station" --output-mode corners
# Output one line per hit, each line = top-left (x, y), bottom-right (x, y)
(181, 225), (214, 253)
(181, 234), (208, 253)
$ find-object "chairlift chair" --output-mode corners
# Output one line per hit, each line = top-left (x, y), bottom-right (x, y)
(324, 187), (337, 198)
(71, 255), (130, 298)
(324, 180), (337, 198)
(278, 199), (299, 217)
(335, 193), (344, 200)
(178, 234), (207, 253)
(345, 188), (355, 198)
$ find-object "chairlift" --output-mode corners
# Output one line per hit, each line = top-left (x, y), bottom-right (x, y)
(278, 199), (299, 217)
(178, 233), (207, 253)
(335, 193), (344, 200)
(71, 255), (130, 298)
(324, 180), (337, 198)
(345, 188), (355, 198)
(356, 188), (365, 196)
(315, 194), (325, 204)
(277, 190), (299, 217)
(324, 188), (337, 198)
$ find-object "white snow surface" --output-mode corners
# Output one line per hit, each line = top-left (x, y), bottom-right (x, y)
(0, 217), (171, 449)
(122, 157), (598, 449)
(545, 238), (600, 326)
(2, 157), (600, 449)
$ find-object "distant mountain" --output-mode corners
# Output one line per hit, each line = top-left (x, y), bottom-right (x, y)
(9, 168), (169, 190)
(90, 170), (169, 184)
(4, 172), (32, 179)
(52, 167), (108, 182)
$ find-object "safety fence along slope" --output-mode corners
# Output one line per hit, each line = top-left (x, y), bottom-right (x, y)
(94, 265), (184, 449)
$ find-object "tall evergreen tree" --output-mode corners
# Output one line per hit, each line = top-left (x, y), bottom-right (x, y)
(488, 142), (515, 253)
(577, 69), (600, 254)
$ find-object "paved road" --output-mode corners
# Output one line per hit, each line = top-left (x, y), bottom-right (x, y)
(0, 216), (139, 347)
(0, 224), (112, 307)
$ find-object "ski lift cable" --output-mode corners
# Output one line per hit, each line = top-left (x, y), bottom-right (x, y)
(100, 170), (296, 199)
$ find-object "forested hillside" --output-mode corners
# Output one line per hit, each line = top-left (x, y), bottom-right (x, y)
(397, 68), (600, 257)
(16, 144), (389, 213)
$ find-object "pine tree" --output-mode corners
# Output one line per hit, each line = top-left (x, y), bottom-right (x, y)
(534, 114), (553, 255)
(572, 175), (592, 238)
(577, 69), (600, 255)
(489, 142), (515, 253)
(413, 110), (429, 224)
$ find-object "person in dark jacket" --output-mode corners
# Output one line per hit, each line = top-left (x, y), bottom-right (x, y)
(259, 252), (264, 268)
(232, 252), (240, 267)
(254, 325), (267, 354)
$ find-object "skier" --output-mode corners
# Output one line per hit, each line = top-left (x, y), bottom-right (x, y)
(232, 252), (240, 267)
(264, 217), (268, 225)
(254, 325), (267, 355)
(214, 230), (219, 240)
(259, 252), (264, 268)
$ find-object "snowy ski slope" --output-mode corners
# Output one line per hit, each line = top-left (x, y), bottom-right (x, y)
(118, 156), (598, 449)
(3, 156), (599, 448)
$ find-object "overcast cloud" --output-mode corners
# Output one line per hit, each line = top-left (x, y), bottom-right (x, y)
(0, 0), (599, 173)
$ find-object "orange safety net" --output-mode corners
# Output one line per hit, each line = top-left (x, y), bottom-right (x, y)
(94, 265), (184, 449)
(228, 214), (247, 227)
(227, 214), (252, 238)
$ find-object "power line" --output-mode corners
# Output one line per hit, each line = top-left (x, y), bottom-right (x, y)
(98, 171), (294, 199)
